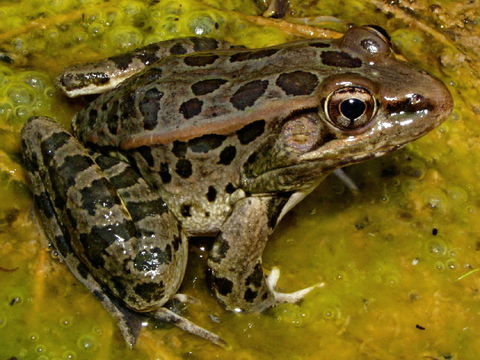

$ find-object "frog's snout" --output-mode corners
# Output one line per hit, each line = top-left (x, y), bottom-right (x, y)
(384, 72), (453, 138)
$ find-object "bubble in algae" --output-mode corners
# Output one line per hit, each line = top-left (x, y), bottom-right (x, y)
(189, 13), (218, 35)
(62, 350), (76, 360)
(77, 335), (97, 352)
(7, 84), (35, 105)
(426, 240), (447, 257)
(59, 316), (73, 328)
(35, 344), (46, 353)
(107, 26), (143, 50)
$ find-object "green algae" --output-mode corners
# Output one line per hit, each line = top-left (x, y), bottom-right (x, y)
(0, 0), (478, 359)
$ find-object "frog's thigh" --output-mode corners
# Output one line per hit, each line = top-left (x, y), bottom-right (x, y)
(21, 116), (188, 311)
(208, 196), (276, 312)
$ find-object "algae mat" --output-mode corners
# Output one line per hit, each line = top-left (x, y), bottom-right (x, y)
(0, 0), (478, 359)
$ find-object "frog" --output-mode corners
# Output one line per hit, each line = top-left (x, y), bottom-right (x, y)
(21, 25), (453, 347)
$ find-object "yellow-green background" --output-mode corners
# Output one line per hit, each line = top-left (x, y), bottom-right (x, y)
(0, 0), (478, 359)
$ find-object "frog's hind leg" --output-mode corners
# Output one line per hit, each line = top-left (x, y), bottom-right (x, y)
(21, 116), (148, 346)
(21, 116), (221, 346)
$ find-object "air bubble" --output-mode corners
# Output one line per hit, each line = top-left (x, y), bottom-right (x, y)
(36, 344), (46, 353)
(107, 26), (143, 50)
(77, 335), (97, 352)
(29, 332), (39, 342)
(7, 84), (35, 105)
(60, 316), (72, 327)
(427, 240), (447, 257)
(434, 261), (445, 271)
(446, 259), (457, 270)
(21, 72), (50, 90)
(62, 350), (76, 360)
(323, 307), (340, 321)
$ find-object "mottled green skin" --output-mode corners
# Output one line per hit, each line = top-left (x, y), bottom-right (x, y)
(21, 26), (452, 346)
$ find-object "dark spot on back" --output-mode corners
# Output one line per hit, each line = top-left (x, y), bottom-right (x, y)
(172, 141), (187, 158)
(218, 145), (236, 165)
(179, 98), (203, 119)
(139, 87), (163, 130)
(191, 79), (228, 96)
(175, 159), (192, 178)
(321, 51), (362, 68)
(159, 162), (171, 183)
(184, 54), (219, 67)
(229, 48), (278, 62)
(110, 53), (134, 71)
(236, 120), (265, 145)
(276, 71), (318, 96)
(230, 80), (268, 110)
(188, 134), (226, 153)
(170, 43), (187, 55)
(136, 43), (161, 65)
(180, 204), (191, 217)
(207, 186), (217, 202)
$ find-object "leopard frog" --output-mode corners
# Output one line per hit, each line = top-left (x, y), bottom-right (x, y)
(21, 26), (453, 346)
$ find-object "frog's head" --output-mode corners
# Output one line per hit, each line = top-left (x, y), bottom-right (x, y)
(242, 26), (453, 193)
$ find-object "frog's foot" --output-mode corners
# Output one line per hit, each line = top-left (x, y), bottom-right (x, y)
(152, 308), (225, 347)
(266, 267), (324, 305)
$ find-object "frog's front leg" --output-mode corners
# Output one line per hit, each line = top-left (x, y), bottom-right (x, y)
(208, 196), (321, 312)
(21, 117), (222, 346)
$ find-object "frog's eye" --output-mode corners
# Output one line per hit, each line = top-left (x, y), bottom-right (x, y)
(324, 86), (376, 130)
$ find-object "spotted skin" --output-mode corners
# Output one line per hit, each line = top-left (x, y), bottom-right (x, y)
(22, 26), (453, 346)
(22, 117), (189, 345)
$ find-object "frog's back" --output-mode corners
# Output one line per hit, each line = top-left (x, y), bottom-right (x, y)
(72, 37), (359, 150)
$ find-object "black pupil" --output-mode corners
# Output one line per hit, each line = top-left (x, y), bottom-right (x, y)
(340, 98), (366, 121)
